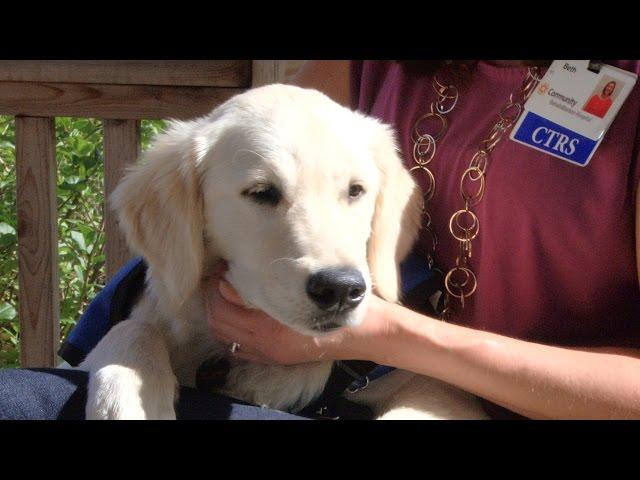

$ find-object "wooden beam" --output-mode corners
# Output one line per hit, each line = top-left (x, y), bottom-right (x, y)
(16, 116), (59, 368)
(252, 60), (288, 87)
(0, 82), (243, 120)
(103, 119), (140, 280)
(0, 60), (251, 88)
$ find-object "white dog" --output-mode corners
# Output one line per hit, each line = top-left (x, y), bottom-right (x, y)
(80, 84), (488, 419)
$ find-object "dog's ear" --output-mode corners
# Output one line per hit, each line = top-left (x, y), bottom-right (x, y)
(111, 121), (207, 310)
(367, 123), (422, 303)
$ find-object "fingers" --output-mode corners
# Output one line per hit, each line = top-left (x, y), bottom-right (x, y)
(202, 261), (246, 308)
(214, 330), (274, 364)
(211, 315), (254, 345)
(206, 278), (274, 352)
(232, 351), (272, 364)
(205, 278), (259, 331)
(218, 279), (245, 306)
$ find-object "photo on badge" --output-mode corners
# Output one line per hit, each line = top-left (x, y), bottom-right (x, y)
(582, 75), (625, 119)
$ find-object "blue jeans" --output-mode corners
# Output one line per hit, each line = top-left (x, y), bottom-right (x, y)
(0, 368), (308, 420)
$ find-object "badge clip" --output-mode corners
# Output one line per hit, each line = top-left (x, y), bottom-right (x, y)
(587, 60), (603, 74)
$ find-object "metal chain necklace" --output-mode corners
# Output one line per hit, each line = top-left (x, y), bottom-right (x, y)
(410, 66), (541, 317)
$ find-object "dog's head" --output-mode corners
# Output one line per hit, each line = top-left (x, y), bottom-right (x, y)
(112, 85), (421, 335)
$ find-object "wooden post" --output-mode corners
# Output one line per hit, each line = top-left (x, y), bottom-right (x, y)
(15, 116), (59, 367)
(103, 119), (140, 280)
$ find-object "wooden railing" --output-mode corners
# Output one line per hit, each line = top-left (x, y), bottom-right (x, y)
(0, 60), (292, 368)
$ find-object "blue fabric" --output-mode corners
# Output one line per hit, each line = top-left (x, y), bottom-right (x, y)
(0, 368), (308, 420)
(400, 251), (434, 297)
(62, 257), (145, 364)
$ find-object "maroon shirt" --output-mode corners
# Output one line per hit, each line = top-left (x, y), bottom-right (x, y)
(351, 60), (640, 349)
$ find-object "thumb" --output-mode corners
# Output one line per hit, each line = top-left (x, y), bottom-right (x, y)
(218, 278), (245, 306)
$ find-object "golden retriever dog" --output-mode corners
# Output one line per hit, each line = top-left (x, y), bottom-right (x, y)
(80, 84), (488, 419)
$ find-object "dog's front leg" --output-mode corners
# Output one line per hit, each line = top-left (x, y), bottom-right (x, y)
(80, 320), (178, 420)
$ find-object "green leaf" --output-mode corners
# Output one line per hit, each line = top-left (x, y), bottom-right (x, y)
(66, 176), (83, 184)
(59, 176), (87, 191)
(0, 233), (16, 248)
(0, 347), (20, 368)
(0, 257), (17, 274)
(0, 302), (16, 321)
(70, 230), (86, 252)
(73, 264), (85, 284)
(71, 137), (94, 156)
(82, 153), (99, 170)
(0, 222), (15, 235)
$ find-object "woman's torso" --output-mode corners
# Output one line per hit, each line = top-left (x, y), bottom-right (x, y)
(351, 60), (640, 347)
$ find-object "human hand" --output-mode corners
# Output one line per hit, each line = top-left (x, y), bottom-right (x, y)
(204, 262), (396, 365)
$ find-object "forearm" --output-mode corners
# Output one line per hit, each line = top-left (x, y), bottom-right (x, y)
(344, 301), (640, 419)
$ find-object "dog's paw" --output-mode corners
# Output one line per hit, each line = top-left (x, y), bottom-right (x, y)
(86, 365), (177, 420)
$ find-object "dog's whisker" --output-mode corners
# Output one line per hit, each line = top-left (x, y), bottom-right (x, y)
(234, 148), (269, 162)
(329, 306), (340, 324)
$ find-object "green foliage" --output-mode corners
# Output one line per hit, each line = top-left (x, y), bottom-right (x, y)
(0, 116), (166, 368)
(0, 117), (18, 368)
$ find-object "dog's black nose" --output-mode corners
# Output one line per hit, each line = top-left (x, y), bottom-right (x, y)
(306, 267), (366, 312)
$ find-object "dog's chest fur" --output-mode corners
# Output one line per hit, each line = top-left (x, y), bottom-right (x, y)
(151, 291), (334, 413)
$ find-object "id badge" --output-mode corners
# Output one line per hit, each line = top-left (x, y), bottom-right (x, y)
(510, 60), (637, 167)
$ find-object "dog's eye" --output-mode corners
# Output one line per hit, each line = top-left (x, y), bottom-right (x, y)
(348, 183), (365, 200)
(242, 184), (282, 207)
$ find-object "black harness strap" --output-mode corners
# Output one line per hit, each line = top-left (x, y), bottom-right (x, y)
(297, 360), (379, 420)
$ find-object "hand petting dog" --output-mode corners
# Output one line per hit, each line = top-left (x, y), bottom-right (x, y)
(206, 261), (394, 367)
